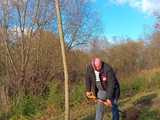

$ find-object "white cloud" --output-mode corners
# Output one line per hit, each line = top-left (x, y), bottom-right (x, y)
(111, 0), (160, 15)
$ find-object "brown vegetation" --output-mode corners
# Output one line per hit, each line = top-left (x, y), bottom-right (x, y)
(0, 0), (160, 119)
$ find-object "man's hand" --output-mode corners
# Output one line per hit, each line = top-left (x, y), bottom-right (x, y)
(86, 91), (96, 99)
(103, 99), (112, 107)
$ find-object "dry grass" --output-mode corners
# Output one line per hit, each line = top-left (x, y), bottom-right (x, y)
(22, 68), (160, 120)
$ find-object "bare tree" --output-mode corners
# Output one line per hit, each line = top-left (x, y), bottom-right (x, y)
(0, 0), (56, 107)
(154, 12), (160, 31)
(60, 0), (102, 50)
(55, 0), (69, 120)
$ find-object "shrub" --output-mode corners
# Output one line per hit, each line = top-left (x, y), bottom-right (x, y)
(11, 95), (44, 119)
(47, 81), (64, 112)
(70, 81), (85, 105)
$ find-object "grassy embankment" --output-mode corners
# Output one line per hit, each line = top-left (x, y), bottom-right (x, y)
(2, 68), (160, 120)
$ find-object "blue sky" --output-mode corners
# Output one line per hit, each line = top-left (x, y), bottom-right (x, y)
(90, 0), (158, 40)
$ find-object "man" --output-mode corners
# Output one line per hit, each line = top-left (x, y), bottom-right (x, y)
(85, 57), (120, 120)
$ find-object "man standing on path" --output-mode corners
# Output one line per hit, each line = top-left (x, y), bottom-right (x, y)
(84, 57), (120, 120)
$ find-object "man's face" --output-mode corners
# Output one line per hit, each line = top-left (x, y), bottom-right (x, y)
(94, 58), (102, 71)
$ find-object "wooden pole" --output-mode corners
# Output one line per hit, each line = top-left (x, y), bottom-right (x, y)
(54, 0), (70, 120)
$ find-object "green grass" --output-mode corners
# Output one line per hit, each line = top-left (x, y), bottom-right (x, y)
(139, 108), (160, 120)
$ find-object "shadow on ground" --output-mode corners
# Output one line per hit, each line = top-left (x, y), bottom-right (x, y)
(122, 93), (159, 120)
(81, 114), (95, 120)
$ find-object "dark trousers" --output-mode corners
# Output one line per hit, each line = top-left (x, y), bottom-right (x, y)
(95, 90), (119, 120)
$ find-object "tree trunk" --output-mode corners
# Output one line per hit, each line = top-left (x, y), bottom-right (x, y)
(54, 0), (70, 120)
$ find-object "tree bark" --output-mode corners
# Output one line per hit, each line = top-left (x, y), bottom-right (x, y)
(54, 0), (70, 120)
